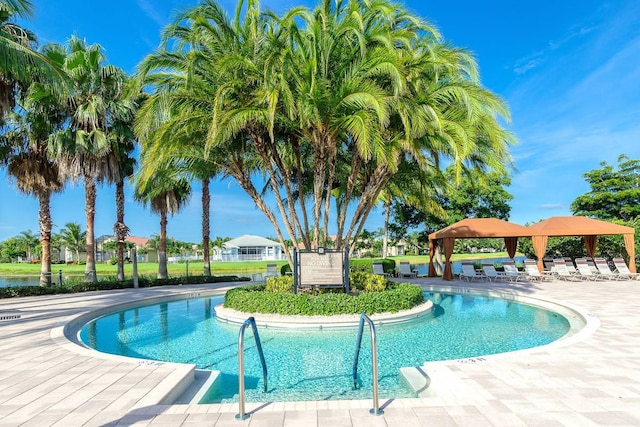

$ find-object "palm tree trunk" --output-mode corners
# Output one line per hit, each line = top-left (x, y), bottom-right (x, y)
(84, 175), (97, 282)
(114, 180), (128, 281)
(383, 201), (390, 259)
(158, 210), (168, 279)
(38, 191), (52, 287)
(202, 178), (211, 276)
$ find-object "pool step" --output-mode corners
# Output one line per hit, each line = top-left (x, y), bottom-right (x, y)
(400, 363), (481, 398)
(173, 369), (220, 404)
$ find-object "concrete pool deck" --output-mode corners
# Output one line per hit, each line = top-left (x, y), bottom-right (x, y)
(1, 277), (639, 426)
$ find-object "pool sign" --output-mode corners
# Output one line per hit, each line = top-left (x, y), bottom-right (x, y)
(294, 248), (350, 293)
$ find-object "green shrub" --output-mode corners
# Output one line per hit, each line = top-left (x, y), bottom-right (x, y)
(108, 257), (118, 265)
(363, 273), (386, 292)
(280, 263), (291, 275)
(349, 271), (386, 292)
(224, 282), (424, 315)
(349, 259), (372, 272)
(266, 275), (294, 293)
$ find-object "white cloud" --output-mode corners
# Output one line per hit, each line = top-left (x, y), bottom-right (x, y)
(136, 0), (167, 27)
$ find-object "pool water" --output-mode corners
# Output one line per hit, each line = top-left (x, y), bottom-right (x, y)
(80, 292), (570, 403)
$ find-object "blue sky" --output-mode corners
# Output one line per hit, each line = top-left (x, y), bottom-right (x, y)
(1, 0), (639, 243)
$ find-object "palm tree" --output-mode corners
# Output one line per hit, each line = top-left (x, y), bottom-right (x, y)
(109, 78), (141, 281)
(58, 222), (86, 263)
(47, 37), (132, 282)
(0, 0), (68, 117)
(0, 52), (67, 285)
(134, 169), (191, 279)
(18, 229), (38, 261)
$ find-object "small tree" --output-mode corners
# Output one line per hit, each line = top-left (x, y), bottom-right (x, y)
(135, 169), (191, 279)
(571, 155), (640, 221)
(58, 222), (86, 263)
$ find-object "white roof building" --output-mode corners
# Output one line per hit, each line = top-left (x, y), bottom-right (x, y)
(216, 235), (283, 261)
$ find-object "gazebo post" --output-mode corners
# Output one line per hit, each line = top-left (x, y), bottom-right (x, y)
(428, 240), (437, 277)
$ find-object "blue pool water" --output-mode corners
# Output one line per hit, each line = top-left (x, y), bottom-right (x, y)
(80, 292), (570, 403)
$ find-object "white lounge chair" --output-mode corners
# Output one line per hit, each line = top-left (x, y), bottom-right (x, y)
(372, 262), (390, 277)
(265, 263), (279, 279)
(574, 259), (600, 281)
(593, 258), (624, 280)
(481, 263), (508, 282)
(564, 257), (578, 274)
(397, 261), (417, 278)
(553, 259), (580, 281)
(523, 259), (554, 281)
(503, 261), (526, 282)
(613, 258), (639, 280)
(459, 262), (485, 281)
(585, 257), (599, 274)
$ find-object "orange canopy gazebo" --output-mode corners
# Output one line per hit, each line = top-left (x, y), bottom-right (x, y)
(527, 216), (636, 273)
(428, 218), (532, 280)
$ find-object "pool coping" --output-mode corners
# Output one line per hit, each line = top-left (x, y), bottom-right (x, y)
(214, 299), (435, 328)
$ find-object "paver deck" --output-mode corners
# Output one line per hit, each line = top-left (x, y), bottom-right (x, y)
(1, 277), (639, 426)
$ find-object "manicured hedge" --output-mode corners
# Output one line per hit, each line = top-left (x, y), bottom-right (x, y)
(223, 282), (424, 315)
(0, 275), (249, 299)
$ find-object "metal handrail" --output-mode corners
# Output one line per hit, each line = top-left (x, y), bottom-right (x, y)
(352, 313), (383, 416)
(236, 317), (268, 421)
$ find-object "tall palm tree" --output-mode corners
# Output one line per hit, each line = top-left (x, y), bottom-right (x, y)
(58, 222), (86, 263)
(109, 78), (141, 281)
(0, 53), (67, 285)
(134, 169), (191, 279)
(47, 37), (131, 282)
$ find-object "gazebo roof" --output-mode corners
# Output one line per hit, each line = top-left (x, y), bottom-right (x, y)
(527, 216), (635, 236)
(429, 218), (531, 240)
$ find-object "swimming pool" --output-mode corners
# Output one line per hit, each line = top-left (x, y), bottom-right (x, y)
(79, 291), (571, 403)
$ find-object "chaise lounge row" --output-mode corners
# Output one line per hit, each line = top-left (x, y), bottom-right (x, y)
(459, 257), (638, 282)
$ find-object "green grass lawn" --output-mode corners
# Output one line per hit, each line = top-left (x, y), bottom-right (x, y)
(0, 252), (515, 278)
(0, 260), (285, 277)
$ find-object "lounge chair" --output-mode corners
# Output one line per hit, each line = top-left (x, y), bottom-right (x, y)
(543, 258), (555, 273)
(265, 263), (279, 279)
(397, 261), (417, 278)
(593, 258), (624, 280)
(585, 257), (599, 274)
(503, 260), (526, 282)
(574, 259), (600, 281)
(523, 259), (554, 281)
(372, 261), (390, 277)
(553, 259), (581, 281)
(564, 257), (579, 274)
(459, 262), (485, 281)
(612, 258), (639, 280)
(481, 263), (508, 282)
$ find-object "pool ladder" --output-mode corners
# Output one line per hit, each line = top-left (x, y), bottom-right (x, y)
(352, 313), (383, 416)
(236, 317), (268, 421)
